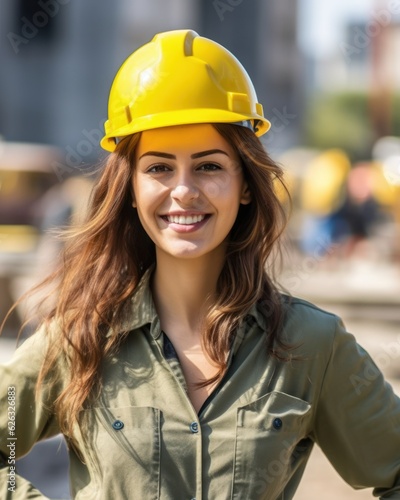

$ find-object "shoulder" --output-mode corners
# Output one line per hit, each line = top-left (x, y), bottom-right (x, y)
(282, 294), (339, 325)
(278, 294), (345, 357)
(4, 320), (63, 372)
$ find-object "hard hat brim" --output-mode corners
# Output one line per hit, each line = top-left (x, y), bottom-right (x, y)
(101, 109), (271, 152)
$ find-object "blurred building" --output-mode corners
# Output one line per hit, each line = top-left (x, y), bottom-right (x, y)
(312, 19), (400, 92)
(0, 0), (303, 166)
(0, 1), (124, 166)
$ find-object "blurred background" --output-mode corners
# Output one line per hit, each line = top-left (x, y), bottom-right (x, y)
(0, 0), (399, 498)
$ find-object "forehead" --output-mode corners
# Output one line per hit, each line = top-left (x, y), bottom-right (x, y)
(135, 123), (235, 158)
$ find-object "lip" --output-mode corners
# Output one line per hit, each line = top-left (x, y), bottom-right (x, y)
(160, 211), (209, 216)
(160, 213), (211, 233)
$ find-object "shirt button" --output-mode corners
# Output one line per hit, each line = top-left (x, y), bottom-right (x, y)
(190, 422), (199, 433)
(112, 420), (124, 430)
(273, 417), (283, 430)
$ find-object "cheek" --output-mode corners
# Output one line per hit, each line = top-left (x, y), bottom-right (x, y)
(202, 172), (241, 200)
(133, 178), (167, 208)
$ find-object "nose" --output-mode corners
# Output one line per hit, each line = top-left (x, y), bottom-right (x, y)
(171, 174), (199, 204)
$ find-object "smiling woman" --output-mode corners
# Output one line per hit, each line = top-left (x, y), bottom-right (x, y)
(1, 29), (400, 500)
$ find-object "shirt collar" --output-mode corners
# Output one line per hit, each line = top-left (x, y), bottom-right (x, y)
(229, 301), (267, 356)
(111, 265), (267, 342)
(109, 265), (160, 338)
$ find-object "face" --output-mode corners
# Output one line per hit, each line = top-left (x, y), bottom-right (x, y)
(132, 123), (251, 262)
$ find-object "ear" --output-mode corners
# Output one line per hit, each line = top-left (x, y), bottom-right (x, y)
(132, 199), (137, 208)
(240, 182), (252, 205)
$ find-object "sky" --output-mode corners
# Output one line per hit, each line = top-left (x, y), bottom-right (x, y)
(298, 0), (376, 57)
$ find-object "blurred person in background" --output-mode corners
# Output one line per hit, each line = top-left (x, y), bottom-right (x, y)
(298, 153), (396, 265)
(1, 30), (400, 500)
(299, 148), (350, 257)
(333, 162), (382, 260)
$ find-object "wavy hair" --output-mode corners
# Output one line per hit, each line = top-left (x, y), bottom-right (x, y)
(4, 124), (290, 438)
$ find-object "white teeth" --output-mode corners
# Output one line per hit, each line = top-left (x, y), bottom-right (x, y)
(165, 214), (206, 225)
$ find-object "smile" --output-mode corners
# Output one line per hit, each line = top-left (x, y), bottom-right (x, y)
(162, 214), (208, 225)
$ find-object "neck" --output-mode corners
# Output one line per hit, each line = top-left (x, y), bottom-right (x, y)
(152, 250), (225, 339)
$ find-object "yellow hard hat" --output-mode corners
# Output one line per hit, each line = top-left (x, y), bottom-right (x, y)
(301, 149), (351, 216)
(100, 29), (270, 152)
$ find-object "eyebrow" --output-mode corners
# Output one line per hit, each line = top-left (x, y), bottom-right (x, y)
(138, 149), (229, 160)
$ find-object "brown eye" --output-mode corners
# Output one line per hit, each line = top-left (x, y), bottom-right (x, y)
(146, 164), (171, 173)
(197, 163), (221, 172)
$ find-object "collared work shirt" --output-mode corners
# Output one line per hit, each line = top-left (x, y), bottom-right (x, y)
(1, 270), (400, 499)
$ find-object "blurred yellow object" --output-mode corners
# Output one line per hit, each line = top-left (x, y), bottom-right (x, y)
(0, 170), (20, 193)
(0, 225), (39, 253)
(101, 29), (270, 152)
(300, 149), (351, 216)
(370, 161), (400, 207)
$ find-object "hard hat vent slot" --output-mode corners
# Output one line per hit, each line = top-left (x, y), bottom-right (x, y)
(183, 30), (197, 57)
(125, 106), (132, 124)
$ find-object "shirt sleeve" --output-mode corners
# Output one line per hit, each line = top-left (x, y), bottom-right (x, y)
(312, 318), (400, 498)
(0, 326), (62, 499)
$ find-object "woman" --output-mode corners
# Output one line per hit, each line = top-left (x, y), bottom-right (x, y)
(1, 29), (400, 500)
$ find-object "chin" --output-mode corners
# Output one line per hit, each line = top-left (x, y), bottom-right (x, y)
(168, 248), (205, 259)
(157, 243), (214, 260)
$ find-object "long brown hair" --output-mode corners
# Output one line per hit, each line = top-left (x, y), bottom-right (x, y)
(4, 124), (290, 438)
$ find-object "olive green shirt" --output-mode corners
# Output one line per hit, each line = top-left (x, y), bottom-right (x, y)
(1, 269), (400, 499)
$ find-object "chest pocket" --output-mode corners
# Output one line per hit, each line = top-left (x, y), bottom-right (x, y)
(231, 391), (311, 500)
(82, 406), (161, 499)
